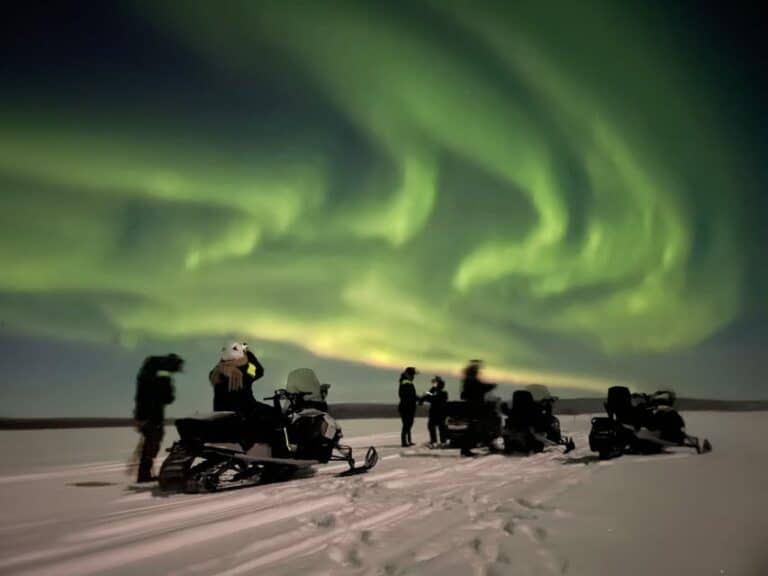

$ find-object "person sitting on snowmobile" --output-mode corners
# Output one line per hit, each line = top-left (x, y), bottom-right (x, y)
(459, 359), (496, 456)
(210, 342), (264, 412)
(133, 353), (184, 482)
(209, 342), (281, 446)
(398, 367), (419, 447)
(421, 376), (448, 447)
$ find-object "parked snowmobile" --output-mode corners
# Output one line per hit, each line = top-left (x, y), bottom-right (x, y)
(440, 361), (505, 454)
(539, 396), (572, 447)
(159, 369), (378, 492)
(443, 396), (503, 452)
(589, 386), (711, 460)
(501, 390), (575, 454)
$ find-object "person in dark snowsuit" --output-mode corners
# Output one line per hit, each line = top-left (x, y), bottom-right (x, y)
(398, 367), (419, 447)
(133, 353), (184, 482)
(459, 359), (496, 456)
(209, 342), (281, 447)
(210, 342), (265, 414)
(421, 376), (448, 446)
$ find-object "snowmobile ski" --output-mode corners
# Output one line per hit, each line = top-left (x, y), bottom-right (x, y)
(336, 446), (379, 476)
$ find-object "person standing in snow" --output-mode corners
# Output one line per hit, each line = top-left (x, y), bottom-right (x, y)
(459, 359), (496, 456)
(421, 376), (448, 447)
(133, 353), (184, 483)
(398, 367), (419, 447)
(460, 359), (495, 405)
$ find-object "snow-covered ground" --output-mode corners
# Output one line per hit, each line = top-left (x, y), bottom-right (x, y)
(0, 413), (766, 576)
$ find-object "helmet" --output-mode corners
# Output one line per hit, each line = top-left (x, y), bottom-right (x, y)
(221, 341), (247, 361)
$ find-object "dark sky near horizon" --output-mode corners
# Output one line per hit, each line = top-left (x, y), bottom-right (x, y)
(0, 1), (766, 417)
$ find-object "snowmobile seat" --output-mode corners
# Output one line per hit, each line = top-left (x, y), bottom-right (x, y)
(502, 390), (549, 453)
(605, 386), (634, 425)
(205, 442), (245, 453)
(176, 412), (244, 446)
(507, 390), (538, 429)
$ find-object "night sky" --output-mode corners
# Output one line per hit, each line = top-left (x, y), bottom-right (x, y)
(1, 1), (765, 417)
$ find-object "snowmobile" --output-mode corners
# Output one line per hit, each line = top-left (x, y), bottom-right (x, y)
(539, 396), (572, 446)
(589, 386), (711, 460)
(158, 368), (378, 492)
(502, 390), (575, 454)
(443, 396), (503, 452)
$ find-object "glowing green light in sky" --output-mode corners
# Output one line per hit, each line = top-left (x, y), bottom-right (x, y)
(0, 0), (751, 391)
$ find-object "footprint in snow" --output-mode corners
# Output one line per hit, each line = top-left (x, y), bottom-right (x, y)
(312, 513), (336, 528)
(516, 497), (554, 511)
(349, 486), (362, 499)
(486, 562), (518, 576)
(382, 561), (401, 575)
(502, 520), (516, 535)
(347, 547), (363, 567)
(328, 546), (344, 564)
(468, 535), (499, 563)
(413, 544), (444, 562)
(328, 545), (362, 567)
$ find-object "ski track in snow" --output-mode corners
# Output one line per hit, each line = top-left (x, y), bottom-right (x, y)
(0, 461), (128, 484)
(0, 418), (708, 576)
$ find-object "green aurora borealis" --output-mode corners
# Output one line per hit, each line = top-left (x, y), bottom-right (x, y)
(0, 1), (765, 413)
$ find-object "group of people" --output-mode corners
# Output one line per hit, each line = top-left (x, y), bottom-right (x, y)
(398, 359), (495, 455)
(132, 345), (496, 482)
(132, 341), (273, 482)
(397, 367), (448, 448)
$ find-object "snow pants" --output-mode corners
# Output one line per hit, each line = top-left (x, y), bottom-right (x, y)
(137, 420), (164, 482)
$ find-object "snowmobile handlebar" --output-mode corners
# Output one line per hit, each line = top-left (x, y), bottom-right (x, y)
(631, 390), (676, 407)
(263, 389), (312, 402)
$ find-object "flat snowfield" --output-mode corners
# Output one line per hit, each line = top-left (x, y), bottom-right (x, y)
(0, 413), (766, 576)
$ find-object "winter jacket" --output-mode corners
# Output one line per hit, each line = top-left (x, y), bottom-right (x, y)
(211, 350), (265, 414)
(461, 374), (495, 405)
(134, 355), (178, 422)
(398, 378), (418, 414)
(422, 386), (448, 422)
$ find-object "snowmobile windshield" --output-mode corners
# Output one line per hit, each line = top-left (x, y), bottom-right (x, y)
(286, 368), (324, 401)
(652, 390), (676, 406)
(525, 384), (552, 402)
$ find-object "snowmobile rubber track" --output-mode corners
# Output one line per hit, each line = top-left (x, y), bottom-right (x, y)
(158, 443), (195, 493)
